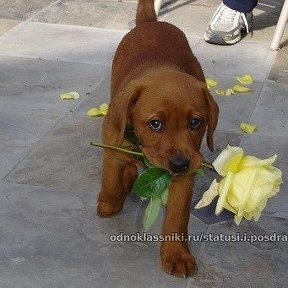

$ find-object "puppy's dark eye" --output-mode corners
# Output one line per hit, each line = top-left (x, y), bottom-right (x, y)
(149, 119), (164, 132)
(189, 118), (201, 130)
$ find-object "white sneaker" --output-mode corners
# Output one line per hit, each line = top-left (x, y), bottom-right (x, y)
(204, 3), (253, 45)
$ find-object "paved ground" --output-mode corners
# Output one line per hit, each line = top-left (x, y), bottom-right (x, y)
(0, 0), (287, 287)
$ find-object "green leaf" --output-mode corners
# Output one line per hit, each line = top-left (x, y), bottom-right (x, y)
(132, 167), (171, 198)
(195, 168), (205, 177)
(161, 188), (169, 206)
(143, 197), (162, 231)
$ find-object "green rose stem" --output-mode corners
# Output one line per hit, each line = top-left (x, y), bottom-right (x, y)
(90, 142), (143, 157)
(201, 162), (215, 170)
(90, 142), (215, 171)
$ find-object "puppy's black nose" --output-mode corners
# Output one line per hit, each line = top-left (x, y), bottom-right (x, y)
(169, 154), (190, 174)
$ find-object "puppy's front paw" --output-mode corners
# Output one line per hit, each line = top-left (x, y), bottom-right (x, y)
(161, 243), (197, 278)
(97, 200), (123, 218)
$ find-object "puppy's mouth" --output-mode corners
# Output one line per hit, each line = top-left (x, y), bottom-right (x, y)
(142, 151), (201, 177)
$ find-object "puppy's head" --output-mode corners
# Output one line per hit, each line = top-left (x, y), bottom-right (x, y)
(106, 70), (218, 176)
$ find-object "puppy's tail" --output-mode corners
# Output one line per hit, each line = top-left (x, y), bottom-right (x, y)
(136, 0), (157, 26)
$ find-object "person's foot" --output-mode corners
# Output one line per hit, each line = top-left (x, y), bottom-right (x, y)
(204, 3), (253, 45)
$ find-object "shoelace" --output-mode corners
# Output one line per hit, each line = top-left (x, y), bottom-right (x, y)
(218, 6), (237, 24)
(219, 6), (250, 34)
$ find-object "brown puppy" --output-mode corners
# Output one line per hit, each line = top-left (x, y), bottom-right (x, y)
(97, 0), (219, 278)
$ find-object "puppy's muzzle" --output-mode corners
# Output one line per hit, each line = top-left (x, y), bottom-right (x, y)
(168, 154), (190, 175)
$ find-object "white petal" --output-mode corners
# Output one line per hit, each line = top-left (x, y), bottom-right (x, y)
(215, 172), (234, 215)
(240, 154), (277, 168)
(213, 145), (244, 176)
(195, 179), (219, 209)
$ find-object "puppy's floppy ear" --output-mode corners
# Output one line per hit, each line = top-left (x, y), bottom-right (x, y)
(104, 80), (142, 146)
(202, 87), (219, 151)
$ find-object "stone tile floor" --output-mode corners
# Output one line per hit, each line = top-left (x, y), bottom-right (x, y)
(0, 0), (287, 287)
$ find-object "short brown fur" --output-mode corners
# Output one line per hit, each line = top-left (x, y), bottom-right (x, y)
(97, 0), (219, 277)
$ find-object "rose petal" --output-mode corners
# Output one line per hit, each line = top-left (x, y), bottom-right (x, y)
(213, 145), (244, 176)
(60, 91), (80, 100)
(215, 90), (225, 96)
(215, 171), (234, 215)
(99, 103), (109, 112)
(206, 78), (218, 88)
(222, 200), (237, 214)
(195, 179), (219, 209)
(215, 89), (235, 96)
(240, 123), (256, 134)
(225, 88), (235, 96)
(87, 103), (109, 117)
(87, 108), (102, 117)
(236, 74), (254, 85)
(233, 169), (257, 225)
(232, 85), (252, 93)
(240, 154), (277, 168)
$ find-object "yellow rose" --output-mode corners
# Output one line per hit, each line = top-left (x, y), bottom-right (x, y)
(195, 145), (283, 225)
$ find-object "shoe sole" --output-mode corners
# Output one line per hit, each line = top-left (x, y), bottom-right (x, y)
(203, 32), (242, 45)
